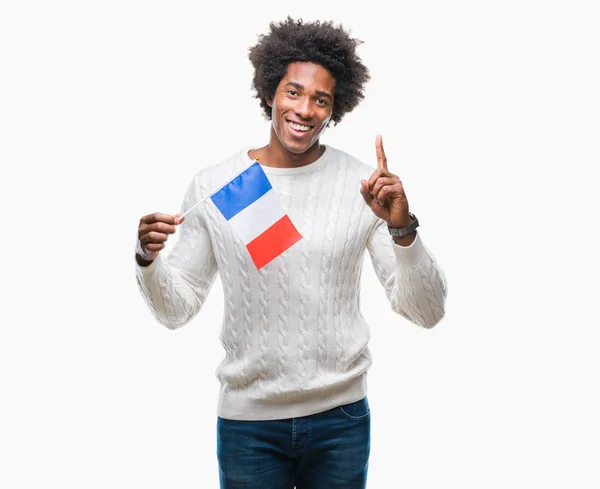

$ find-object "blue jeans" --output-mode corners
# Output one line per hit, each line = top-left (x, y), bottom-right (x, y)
(217, 397), (371, 489)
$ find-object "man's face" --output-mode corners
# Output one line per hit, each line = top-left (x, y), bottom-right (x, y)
(268, 62), (336, 154)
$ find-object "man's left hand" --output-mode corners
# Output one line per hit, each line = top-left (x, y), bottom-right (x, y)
(360, 135), (412, 229)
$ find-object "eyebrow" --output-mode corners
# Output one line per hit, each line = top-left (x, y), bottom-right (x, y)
(285, 82), (333, 100)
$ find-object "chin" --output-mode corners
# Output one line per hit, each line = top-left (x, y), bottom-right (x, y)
(286, 144), (311, 155)
(281, 137), (315, 155)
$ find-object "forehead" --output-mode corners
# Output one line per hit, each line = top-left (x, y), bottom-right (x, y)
(280, 62), (336, 92)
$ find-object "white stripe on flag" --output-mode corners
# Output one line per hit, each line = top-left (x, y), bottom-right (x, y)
(227, 189), (286, 244)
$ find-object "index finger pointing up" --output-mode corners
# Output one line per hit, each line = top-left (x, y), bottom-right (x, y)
(376, 134), (388, 171)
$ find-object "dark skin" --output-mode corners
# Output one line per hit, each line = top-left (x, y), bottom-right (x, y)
(248, 62), (334, 169)
(360, 134), (417, 246)
(136, 212), (182, 266)
(136, 62), (414, 267)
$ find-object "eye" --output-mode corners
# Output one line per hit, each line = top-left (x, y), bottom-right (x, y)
(287, 89), (299, 96)
(316, 98), (328, 106)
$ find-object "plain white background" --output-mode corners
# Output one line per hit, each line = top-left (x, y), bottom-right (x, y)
(1, 0), (599, 487)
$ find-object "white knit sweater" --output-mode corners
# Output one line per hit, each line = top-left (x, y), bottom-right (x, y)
(135, 145), (447, 420)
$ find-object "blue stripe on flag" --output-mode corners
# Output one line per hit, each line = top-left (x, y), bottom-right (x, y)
(210, 162), (272, 220)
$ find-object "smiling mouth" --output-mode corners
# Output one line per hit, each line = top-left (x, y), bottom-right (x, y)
(287, 121), (313, 134)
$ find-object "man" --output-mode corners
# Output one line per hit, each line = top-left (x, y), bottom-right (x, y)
(135, 16), (447, 489)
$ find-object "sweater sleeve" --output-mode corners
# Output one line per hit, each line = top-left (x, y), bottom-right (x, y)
(135, 177), (218, 329)
(366, 218), (447, 328)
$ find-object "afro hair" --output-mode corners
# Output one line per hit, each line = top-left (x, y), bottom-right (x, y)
(248, 16), (371, 126)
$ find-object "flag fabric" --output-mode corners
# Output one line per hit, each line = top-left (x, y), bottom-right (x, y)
(209, 162), (303, 269)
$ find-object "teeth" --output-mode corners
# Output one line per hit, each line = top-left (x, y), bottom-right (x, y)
(288, 122), (311, 132)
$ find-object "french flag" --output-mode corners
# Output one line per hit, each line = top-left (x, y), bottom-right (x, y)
(210, 162), (303, 269)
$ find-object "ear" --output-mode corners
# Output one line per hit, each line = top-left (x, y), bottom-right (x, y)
(266, 97), (273, 107)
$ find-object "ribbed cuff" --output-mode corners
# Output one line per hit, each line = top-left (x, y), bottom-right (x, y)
(391, 231), (428, 264)
(135, 253), (162, 277)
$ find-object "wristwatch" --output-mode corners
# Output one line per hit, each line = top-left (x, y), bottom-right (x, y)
(387, 213), (419, 237)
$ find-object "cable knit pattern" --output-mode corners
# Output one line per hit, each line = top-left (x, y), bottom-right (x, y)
(275, 175), (292, 393)
(233, 238), (252, 391)
(257, 267), (269, 390)
(317, 171), (336, 382)
(332, 158), (353, 373)
(135, 145), (448, 420)
(297, 170), (319, 387)
(401, 265), (427, 325)
(418, 258), (445, 321)
(203, 171), (239, 386)
(340, 177), (368, 363)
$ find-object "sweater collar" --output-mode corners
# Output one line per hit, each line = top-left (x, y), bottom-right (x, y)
(241, 145), (333, 176)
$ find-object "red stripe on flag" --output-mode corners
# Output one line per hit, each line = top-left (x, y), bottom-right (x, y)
(246, 215), (302, 268)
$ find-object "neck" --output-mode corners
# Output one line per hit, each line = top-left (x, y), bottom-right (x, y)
(250, 128), (325, 169)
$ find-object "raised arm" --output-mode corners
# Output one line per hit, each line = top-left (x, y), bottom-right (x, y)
(360, 135), (447, 328)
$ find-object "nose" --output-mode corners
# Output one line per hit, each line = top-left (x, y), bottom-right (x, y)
(294, 97), (314, 120)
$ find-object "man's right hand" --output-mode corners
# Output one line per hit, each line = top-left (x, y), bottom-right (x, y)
(136, 212), (184, 266)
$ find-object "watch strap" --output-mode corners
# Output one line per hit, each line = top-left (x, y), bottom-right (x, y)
(387, 213), (419, 237)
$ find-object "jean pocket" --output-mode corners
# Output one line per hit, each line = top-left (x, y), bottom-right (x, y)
(339, 397), (370, 420)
